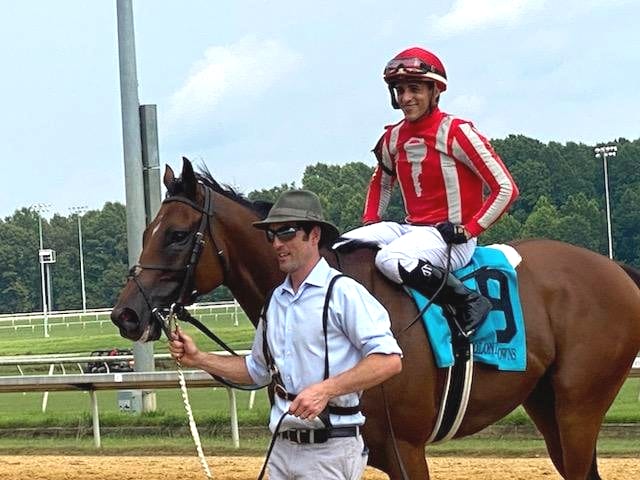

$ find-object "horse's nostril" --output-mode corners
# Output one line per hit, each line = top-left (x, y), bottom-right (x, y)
(111, 307), (139, 327)
(120, 308), (138, 325)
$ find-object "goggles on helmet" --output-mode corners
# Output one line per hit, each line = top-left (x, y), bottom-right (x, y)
(384, 57), (445, 80)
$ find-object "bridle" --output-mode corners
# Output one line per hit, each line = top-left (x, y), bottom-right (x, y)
(128, 182), (231, 342)
(127, 182), (267, 387)
(126, 181), (274, 479)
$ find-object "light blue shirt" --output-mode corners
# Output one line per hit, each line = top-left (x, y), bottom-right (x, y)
(245, 258), (402, 432)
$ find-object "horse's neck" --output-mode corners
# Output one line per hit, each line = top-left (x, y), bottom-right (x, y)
(227, 263), (284, 325)
(222, 222), (284, 325)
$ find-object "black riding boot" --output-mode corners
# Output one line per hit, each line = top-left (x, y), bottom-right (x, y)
(398, 260), (492, 336)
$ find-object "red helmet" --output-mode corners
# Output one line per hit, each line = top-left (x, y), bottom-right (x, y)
(383, 47), (447, 92)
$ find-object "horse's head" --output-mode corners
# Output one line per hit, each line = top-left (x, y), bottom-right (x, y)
(111, 158), (231, 341)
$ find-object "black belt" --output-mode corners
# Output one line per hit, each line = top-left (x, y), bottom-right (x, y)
(274, 386), (361, 416)
(278, 426), (360, 444)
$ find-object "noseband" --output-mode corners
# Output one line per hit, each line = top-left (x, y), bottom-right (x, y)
(128, 183), (229, 336)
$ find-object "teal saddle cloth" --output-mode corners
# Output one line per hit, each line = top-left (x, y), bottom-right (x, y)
(409, 246), (526, 371)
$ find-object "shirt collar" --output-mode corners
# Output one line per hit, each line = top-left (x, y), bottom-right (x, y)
(280, 258), (331, 295)
(405, 106), (442, 129)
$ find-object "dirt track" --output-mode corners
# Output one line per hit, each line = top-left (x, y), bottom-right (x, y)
(1, 456), (638, 479)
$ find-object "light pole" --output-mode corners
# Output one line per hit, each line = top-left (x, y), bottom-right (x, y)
(69, 206), (88, 313)
(594, 145), (618, 259)
(30, 203), (51, 337)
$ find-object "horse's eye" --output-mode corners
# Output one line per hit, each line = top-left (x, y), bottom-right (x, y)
(169, 231), (190, 244)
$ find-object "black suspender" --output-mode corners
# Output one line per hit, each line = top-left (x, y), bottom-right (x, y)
(261, 274), (360, 417)
(322, 274), (345, 381)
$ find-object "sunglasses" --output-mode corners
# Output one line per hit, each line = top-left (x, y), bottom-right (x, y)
(265, 225), (303, 243)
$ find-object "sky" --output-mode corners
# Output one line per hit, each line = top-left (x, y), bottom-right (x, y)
(1, 0), (638, 219)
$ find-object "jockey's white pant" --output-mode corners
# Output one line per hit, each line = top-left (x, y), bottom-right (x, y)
(337, 221), (476, 284)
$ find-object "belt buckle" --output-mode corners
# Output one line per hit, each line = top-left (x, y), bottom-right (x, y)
(292, 429), (313, 444)
(274, 383), (288, 399)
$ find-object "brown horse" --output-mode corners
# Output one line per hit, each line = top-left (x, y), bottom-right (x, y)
(112, 158), (640, 480)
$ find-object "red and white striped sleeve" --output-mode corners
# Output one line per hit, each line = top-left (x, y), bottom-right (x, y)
(449, 120), (519, 236)
(362, 130), (397, 224)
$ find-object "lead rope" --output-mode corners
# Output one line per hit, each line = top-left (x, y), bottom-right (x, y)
(176, 358), (213, 479)
(161, 308), (213, 480)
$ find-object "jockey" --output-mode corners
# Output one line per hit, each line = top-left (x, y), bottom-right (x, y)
(337, 47), (519, 336)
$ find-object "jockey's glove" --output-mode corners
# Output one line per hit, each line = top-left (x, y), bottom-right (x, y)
(436, 222), (469, 244)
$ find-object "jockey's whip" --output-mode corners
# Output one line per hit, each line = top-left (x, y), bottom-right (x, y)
(400, 242), (453, 334)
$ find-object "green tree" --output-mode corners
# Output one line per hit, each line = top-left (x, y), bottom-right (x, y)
(303, 162), (373, 231)
(613, 182), (640, 265)
(82, 202), (128, 308)
(248, 182), (296, 204)
(47, 213), (79, 310)
(509, 158), (552, 213)
(0, 212), (41, 313)
(521, 196), (561, 240)
(556, 193), (604, 252)
(479, 213), (523, 245)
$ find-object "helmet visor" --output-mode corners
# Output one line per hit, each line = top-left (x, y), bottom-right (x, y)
(384, 57), (445, 79)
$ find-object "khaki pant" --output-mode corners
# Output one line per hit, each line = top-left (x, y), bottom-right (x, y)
(268, 435), (368, 479)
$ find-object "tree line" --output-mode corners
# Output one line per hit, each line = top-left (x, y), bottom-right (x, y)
(2, 134), (638, 313)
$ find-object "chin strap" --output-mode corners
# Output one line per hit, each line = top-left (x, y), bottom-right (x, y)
(388, 85), (400, 109)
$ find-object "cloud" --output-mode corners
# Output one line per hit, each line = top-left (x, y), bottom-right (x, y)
(446, 93), (487, 117)
(431, 0), (546, 37)
(164, 37), (301, 136)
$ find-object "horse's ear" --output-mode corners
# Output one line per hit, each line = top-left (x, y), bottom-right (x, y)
(163, 165), (176, 191)
(181, 157), (197, 199)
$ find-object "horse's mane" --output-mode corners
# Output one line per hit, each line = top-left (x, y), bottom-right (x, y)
(168, 163), (273, 220)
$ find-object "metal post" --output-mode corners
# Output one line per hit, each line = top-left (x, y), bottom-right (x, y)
(41, 363), (55, 413)
(37, 216), (43, 250)
(45, 264), (53, 319)
(31, 204), (50, 338)
(89, 390), (102, 448)
(234, 299), (239, 327)
(603, 154), (613, 259)
(138, 105), (161, 413)
(78, 215), (87, 312)
(39, 220), (48, 338)
(117, 0), (146, 268)
(226, 387), (240, 448)
(594, 145), (618, 259)
(117, 0), (154, 412)
(70, 206), (88, 312)
(140, 104), (162, 223)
